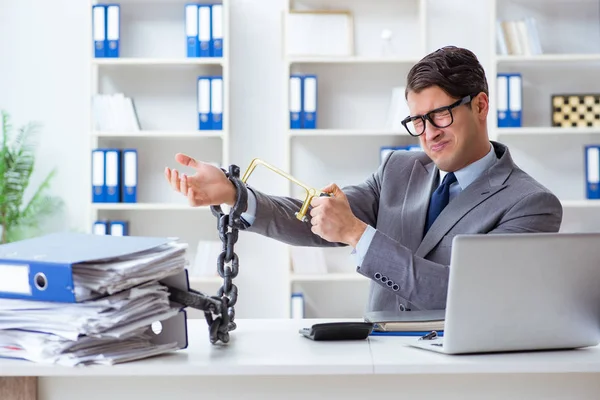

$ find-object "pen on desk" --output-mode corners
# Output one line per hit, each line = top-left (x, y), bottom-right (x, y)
(370, 331), (444, 337)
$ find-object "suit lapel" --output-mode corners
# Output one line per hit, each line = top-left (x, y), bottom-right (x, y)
(401, 159), (437, 252)
(415, 142), (514, 258)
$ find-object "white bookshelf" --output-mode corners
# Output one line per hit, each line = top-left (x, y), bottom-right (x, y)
(88, 0), (230, 292)
(491, 0), (600, 223)
(282, 0), (427, 318)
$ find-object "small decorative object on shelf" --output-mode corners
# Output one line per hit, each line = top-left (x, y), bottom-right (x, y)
(552, 94), (600, 128)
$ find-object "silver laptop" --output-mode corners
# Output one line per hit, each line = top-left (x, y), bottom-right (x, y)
(410, 232), (600, 354)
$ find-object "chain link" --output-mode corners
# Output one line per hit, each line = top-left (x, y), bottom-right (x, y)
(206, 164), (248, 345)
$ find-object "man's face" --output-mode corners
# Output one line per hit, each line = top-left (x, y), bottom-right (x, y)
(406, 86), (486, 172)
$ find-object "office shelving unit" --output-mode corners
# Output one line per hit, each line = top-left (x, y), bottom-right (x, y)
(88, 0), (230, 292)
(490, 0), (600, 223)
(281, 0), (426, 318)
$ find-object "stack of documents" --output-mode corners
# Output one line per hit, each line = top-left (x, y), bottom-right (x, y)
(0, 232), (191, 366)
(364, 310), (445, 332)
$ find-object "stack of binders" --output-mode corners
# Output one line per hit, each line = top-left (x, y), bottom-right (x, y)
(197, 76), (223, 130)
(0, 232), (194, 366)
(92, 148), (138, 203)
(289, 74), (317, 129)
(92, 4), (120, 58)
(185, 3), (223, 58)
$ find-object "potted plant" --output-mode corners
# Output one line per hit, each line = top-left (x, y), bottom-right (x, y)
(0, 110), (63, 243)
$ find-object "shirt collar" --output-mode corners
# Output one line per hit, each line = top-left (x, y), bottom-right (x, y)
(439, 143), (497, 190)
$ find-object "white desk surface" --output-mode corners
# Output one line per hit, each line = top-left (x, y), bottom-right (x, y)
(2, 318), (600, 377)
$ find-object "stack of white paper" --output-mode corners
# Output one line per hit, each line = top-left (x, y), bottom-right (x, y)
(0, 282), (181, 366)
(73, 242), (188, 301)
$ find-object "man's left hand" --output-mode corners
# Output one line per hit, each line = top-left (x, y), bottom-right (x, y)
(309, 183), (367, 247)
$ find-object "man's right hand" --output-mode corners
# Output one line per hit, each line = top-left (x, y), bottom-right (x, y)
(165, 153), (237, 207)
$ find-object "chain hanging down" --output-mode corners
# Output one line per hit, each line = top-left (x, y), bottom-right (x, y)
(206, 164), (248, 344)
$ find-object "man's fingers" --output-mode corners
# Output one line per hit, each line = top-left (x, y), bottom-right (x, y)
(179, 174), (188, 194)
(175, 153), (200, 169)
(170, 169), (180, 191)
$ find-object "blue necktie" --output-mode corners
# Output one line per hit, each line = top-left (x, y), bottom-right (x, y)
(424, 172), (457, 234)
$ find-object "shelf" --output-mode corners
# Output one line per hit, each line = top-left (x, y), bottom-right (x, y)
(495, 127), (600, 136)
(290, 273), (367, 282)
(92, 58), (224, 66)
(287, 56), (420, 64)
(289, 129), (411, 137)
(561, 200), (600, 208)
(91, 203), (211, 211)
(92, 131), (223, 138)
(189, 276), (224, 285)
(496, 54), (600, 64)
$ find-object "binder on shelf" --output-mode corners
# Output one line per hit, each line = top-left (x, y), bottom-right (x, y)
(92, 149), (106, 203)
(302, 75), (317, 129)
(291, 292), (305, 319)
(289, 75), (303, 129)
(379, 145), (421, 163)
(508, 73), (522, 127)
(198, 76), (212, 130)
(211, 76), (223, 130)
(211, 4), (223, 57)
(109, 220), (129, 236)
(198, 5), (212, 57)
(104, 148), (121, 203)
(106, 4), (120, 58)
(122, 149), (138, 203)
(496, 74), (509, 127)
(585, 145), (600, 199)
(92, 5), (106, 58)
(93, 220), (108, 235)
(185, 4), (199, 57)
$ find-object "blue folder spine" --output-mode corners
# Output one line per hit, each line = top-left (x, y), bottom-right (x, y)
(185, 4), (199, 57)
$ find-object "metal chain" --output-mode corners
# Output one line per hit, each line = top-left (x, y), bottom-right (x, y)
(207, 164), (248, 344)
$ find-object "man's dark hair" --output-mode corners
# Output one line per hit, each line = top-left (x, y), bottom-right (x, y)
(405, 46), (488, 102)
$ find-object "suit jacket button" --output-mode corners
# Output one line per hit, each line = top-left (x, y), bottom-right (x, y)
(374, 272), (382, 280)
(386, 280), (393, 287)
(381, 276), (388, 283)
(392, 284), (399, 291)
(399, 304), (406, 311)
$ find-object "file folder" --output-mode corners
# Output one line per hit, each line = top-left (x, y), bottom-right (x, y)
(198, 5), (212, 57)
(106, 4), (120, 58)
(185, 4), (199, 57)
(496, 74), (509, 127)
(93, 220), (108, 235)
(289, 75), (303, 129)
(508, 73), (522, 127)
(92, 149), (106, 203)
(0, 232), (178, 303)
(110, 220), (129, 236)
(198, 76), (212, 130)
(211, 4), (223, 57)
(585, 145), (600, 199)
(104, 148), (121, 203)
(122, 149), (138, 203)
(302, 75), (317, 129)
(211, 76), (223, 130)
(291, 292), (305, 319)
(92, 5), (106, 58)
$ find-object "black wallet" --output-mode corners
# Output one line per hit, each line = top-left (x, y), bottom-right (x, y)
(299, 322), (374, 341)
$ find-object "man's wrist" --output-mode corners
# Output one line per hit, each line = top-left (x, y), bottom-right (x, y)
(346, 219), (368, 248)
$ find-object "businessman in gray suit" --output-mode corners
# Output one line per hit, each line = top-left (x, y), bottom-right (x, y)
(165, 46), (563, 312)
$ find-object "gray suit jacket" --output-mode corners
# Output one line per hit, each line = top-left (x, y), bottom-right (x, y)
(245, 141), (563, 312)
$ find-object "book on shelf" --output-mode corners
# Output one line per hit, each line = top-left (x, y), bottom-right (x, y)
(497, 17), (542, 56)
(92, 93), (141, 132)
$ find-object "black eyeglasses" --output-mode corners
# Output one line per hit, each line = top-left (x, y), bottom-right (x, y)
(401, 93), (478, 137)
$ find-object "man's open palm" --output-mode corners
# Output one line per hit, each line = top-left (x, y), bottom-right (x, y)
(165, 153), (235, 207)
